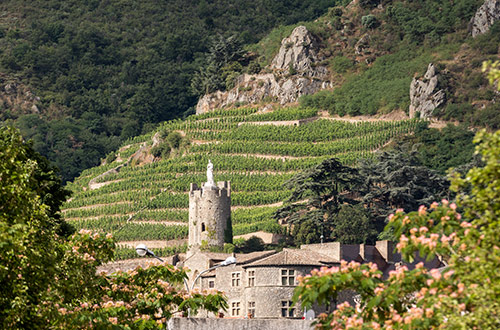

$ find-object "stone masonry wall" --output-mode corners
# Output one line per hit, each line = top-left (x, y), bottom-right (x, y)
(188, 181), (231, 249)
(167, 318), (314, 330)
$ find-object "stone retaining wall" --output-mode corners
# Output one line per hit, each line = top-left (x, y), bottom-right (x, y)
(167, 318), (313, 330)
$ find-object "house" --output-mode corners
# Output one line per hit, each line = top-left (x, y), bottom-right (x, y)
(180, 164), (443, 319)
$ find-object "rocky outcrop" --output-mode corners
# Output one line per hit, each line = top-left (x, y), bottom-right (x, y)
(271, 25), (328, 78)
(354, 34), (370, 55)
(0, 77), (41, 116)
(196, 26), (330, 114)
(409, 63), (446, 119)
(470, 0), (500, 37)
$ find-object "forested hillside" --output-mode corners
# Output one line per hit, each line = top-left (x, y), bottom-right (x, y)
(0, 0), (333, 181)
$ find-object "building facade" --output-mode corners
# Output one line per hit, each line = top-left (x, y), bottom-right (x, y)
(182, 164), (442, 319)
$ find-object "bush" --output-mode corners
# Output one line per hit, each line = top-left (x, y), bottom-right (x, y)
(328, 7), (343, 17)
(151, 142), (171, 158)
(166, 131), (183, 149)
(440, 103), (474, 121)
(246, 61), (261, 74)
(330, 56), (354, 73)
(359, 0), (379, 9)
(361, 15), (379, 29)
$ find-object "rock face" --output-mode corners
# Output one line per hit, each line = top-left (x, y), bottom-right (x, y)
(409, 63), (446, 119)
(0, 77), (41, 116)
(271, 25), (328, 78)
(470, 0), (500, 37)
(196, 26), (330, 114)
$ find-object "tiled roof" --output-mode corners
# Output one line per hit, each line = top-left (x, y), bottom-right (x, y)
(201, 250), (277, 265)
(243, 248), (339, 268)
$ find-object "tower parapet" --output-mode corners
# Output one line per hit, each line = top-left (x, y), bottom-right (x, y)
(188, 162), (231, 253)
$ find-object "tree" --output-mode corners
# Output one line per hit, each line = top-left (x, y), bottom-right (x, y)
(359, 146), (450, 234)
(293, 130), (500, 329)
(330, 204), (377, 244)
(191, 34), (245, 96)
(275, 158), (360, 245)
(0, 127), (226, 329)
(483, 60), (500, 90)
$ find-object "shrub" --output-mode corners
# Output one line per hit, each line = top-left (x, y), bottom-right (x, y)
(328, 7), (343, 17)
(361, 15), (379, 29)
(247, 61), (261, 74)
(151, 142), (171, 158)
(330, 56), (354, 73)
(166, 131), (183, 149)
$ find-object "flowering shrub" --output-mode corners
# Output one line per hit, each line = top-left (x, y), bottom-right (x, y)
(0, 127), (226, 329)
(294, 130), (500, 329)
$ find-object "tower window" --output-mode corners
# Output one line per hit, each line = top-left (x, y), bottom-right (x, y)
(201, 223), (206, 232)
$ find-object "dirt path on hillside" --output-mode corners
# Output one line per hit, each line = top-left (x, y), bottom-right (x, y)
(128, 221), (186, 226)
(62, 201), (133, 212)
(232, 201), (283, 209)
(319, 110), (454, 129)
(118, 239), (187, 249)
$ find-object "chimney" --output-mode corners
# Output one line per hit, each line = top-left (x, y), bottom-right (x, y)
(376, 240), (394, 262)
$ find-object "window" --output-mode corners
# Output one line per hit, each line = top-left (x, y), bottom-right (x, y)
(231, 301), (241, 316)
(201, 223), (206, 232)
(281, 300), (295, 317)
(231, 272), (241, 287)
(281, 269), (295, 285)
(248, 270), (255, 286)
(248, 301), (255, 317)
(208, 280), (214, 288)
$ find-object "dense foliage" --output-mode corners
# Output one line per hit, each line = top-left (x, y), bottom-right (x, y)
(0, 0), (333, 181)
(0, 127), (226, 328)
(293, 130), (500, 329)
(296, 0), (498, 127)
(395, 123), (475, 175)
(275, 143), (451, 245)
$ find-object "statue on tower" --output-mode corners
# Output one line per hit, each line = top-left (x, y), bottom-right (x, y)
(204, 159), (216, 188)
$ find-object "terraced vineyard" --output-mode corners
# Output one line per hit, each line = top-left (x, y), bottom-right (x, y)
(63, 106), (422, 254)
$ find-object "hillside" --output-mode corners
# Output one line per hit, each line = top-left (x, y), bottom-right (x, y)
(196, 0), (499, 127)
(0, 0), (333, 181)
(62, 106), (423, 258)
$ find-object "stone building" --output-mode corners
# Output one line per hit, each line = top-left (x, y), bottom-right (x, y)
(184, 240), (442, 319)
(188, 160), (231, 257)
(182, 161), (443, 319)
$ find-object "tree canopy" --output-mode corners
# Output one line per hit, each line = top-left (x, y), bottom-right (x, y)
(0, 127), (226, 328)
(293, 130), (500, 329)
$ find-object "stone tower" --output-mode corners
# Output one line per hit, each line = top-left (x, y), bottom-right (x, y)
(188, 161), (231, 253)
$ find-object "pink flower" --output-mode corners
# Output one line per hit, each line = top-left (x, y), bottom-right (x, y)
(418, 205), (427, 215)
(430, 269), (442, 280)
